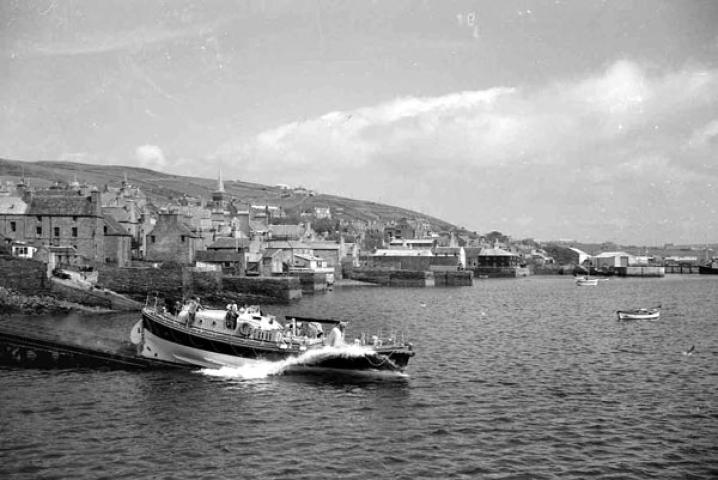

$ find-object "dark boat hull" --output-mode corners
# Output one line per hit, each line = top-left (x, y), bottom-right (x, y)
(698, 265), (718, 275)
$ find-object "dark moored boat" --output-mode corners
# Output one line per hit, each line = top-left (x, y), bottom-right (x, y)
(133, 301), (414, 376)
(698, 261), (718, 274)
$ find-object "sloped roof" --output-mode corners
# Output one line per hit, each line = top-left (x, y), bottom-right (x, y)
(262, 248), (285, 259)
(479, 247), (516, 257)
(373, 249), (433, 256)
(294, 253), (322, 261)
(195, 250), (243, 262)
(103, 205), (134, 223)
(0, 196), (28, 214)
(434, 247), (463, 255)
(146, 218), (198, 237)
(208, 237), (250, 250)
(27, 194), (98, 216)
(464, 247), (483, 257)
(103, 215), (131, 236)
(307, 241), (340, 250)
(265, 240), (313, 250)
(596, 251), (631, 258)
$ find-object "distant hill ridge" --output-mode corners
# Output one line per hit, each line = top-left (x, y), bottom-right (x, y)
(0, 158), (455, 231)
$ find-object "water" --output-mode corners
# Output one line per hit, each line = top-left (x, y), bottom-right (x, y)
(1, 276), (717, 479)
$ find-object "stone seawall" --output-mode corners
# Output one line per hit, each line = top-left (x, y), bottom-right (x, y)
(97, 265), (302, 305)
(98, 265), (184, 300)
(0, 256), (50, 294)
(347, 268), (440, 287)
(294, 273), (328, 294)
(433, 271), (474, 286)
(222, 276), (302, 304)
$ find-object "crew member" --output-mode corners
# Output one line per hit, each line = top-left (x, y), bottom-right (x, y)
(325, 322), (346, 347)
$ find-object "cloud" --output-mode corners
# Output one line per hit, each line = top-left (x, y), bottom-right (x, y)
(135, 145), (167, 170)
(216, 59), (718, 243)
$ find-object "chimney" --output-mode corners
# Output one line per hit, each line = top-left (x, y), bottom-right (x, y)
(90, 190), (102, 217)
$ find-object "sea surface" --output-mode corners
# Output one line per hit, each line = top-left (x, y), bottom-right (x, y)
(1, 275), (717, 479)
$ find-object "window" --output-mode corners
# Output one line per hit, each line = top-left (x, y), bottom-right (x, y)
(54, 227), (60, 237)
(36, 226), (42, 235)
(150, 236), (156, 244)
(36, 216), (42, 221)
(103, 226), (107, 235)
(72, 227), (78, 237)
(181, 235), (185, 243)
(10, 221), (16, 232)
(72, 216), (78, 222)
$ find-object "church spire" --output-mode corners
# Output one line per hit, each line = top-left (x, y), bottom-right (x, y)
(217, 167), (225, 193)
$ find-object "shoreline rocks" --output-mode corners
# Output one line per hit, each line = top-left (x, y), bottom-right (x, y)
(0, 287), (110, 315)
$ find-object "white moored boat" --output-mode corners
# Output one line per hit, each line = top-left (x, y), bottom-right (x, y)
(575, 276), (599, 286)
(616, 306), (661, 321)
(131, 298), (415, 375)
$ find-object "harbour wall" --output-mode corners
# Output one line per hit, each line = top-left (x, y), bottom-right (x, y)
(615, 266), (665, 277)
(346, 267), (472, 287)
(97, 265), (302, 304)
(664, 265), (700, 274)
(293, 272), (328, 294)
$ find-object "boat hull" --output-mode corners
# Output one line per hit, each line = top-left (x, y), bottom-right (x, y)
(616, 310), (660, 321)
(698, 265), (718, 275)
(138, 311), (414, 374)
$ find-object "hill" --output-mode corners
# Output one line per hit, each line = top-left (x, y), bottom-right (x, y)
(0, 158), (455, 231)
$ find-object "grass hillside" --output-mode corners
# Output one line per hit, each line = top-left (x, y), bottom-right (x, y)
(0, 158), (455, 231)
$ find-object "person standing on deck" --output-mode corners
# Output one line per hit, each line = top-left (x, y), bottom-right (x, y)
(325, 322), (347, 347)
(187, 298), (198, 327)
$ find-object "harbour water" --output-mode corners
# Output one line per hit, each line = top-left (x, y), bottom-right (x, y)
(1, 276), (717, 479)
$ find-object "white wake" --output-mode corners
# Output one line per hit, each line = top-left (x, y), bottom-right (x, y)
(199, 344), (384, 380)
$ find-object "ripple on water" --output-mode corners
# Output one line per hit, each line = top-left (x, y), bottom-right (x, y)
(2, 276), (718, 479)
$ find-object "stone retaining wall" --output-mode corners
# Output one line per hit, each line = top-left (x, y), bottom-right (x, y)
(0, 256), (50, 294)
(97, 265), (302, 305)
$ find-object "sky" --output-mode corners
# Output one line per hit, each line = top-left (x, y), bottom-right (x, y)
(2, 0), (718, 245)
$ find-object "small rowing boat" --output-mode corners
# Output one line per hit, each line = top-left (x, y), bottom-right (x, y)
(616, 305), (661, 321)
(575, 276), (599, 286)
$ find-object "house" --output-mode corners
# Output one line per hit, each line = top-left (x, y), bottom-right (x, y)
(195, 237), (250, 274)
(388, 238), (436, 250)
(433, 246), (466, 269)
(288, 252), (336, 284)
(145, 212), (201, 264)
(367, 248), (434, 271)
(11, 240), (37, 259)
(195, 249), (244, 274)
(103, 215), (132, 267)
(262, 249), (292, 275)
(314, 207), (331, 219)
(307, 240), (343, 279)
(103, 203), (140, 249)
(0, 190), (105, 264)
(474, 247), (525, 278)
(594, 251), (633, 269)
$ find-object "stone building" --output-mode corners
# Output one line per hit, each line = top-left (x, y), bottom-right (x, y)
(103, 215), (132, 266)
(144, 212), (201, 264)
(0, 190), (105, 263)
